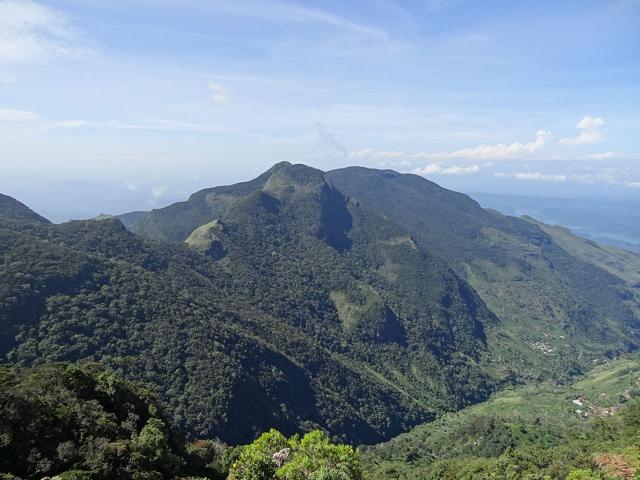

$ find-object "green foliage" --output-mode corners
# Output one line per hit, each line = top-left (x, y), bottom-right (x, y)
(363, 356), (640, 479)
(565, 469), (601, 480)
(228, 430), (361, 480)
(184, 439), (237, 479)
(57, 471), (94, 480)
(0, 363), (197, 480)
(129, 418), (185, 477)
(0, 193), (49, 224)
(277, 431), (361, 480)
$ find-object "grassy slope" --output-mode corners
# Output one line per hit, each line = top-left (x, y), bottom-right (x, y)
(363, 355), (640, 479)
(529, 219), (640, 285)
(529, 217), (640, 320)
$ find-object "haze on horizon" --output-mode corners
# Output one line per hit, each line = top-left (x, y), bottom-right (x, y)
(0, 0), (639, 218)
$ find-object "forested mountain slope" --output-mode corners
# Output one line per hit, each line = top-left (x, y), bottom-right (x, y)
(0, 163), (497, 445)
(0, 363), (192, 480)
(0, 193), (49, 224)
(327, 166), (640, 378)
(0, 363), (362, 480)
(2, 162), (640, 448)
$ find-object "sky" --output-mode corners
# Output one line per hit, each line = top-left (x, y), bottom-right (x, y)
(0, 0), (639, 218)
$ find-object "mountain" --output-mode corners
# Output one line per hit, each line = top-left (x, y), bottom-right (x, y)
(0, 193), (49, 224)
(0, 163), (496, 445)
(327, 167), (640, 375)
(2, 162), (640, 448)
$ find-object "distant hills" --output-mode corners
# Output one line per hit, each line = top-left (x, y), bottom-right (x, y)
(472, 192), (640, 254)
(1, 162), (640, 446)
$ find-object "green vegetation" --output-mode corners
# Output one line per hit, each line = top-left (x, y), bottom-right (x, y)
(0, 193), (49, 224)
(0, 166), (496, 444)
(184, 220), (227, 259)
(0, 363), (361, 480)
(228, 429), (361, 480)
(363, 355), (640, 479)
(0, 363), (202, 479)
(5, 359), (640, 480)
(2, 161), (640, 451)
(328, 166), (640, 381)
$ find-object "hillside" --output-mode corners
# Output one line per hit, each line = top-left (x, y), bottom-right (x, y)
(472, 192), (640, 254)
(0, 163), (497, 445)
(127, 163), (640, 378)
(0, 363), (360, 480)
(2, 162), (640, 448)
(363, 354), (640, 479)
(0, 363), (192, 480)
(0, 193), (49, 224)
(327, 167), (640, 377)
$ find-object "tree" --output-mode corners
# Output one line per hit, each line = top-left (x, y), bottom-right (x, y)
(565, 468), (602, 480)
(129, 418), (184, 478)
(228, 430), (362, 480)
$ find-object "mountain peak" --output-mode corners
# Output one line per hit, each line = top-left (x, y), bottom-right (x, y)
(262, 163), (327, 200)
(266, 161), (324, 179)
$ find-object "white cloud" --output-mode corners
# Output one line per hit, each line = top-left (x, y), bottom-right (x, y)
(125, 180), (139, 192)
(0, 109), (227, 134)
(349, 130), (550, 165)
(209, 83), (231, 104)
(0, 107), (40, 121)
(418, 130), (550, 161)
(0, 0), (87, 63)
(495, 172), (567, 183)
(415, 163), (482, 175)
(287, 4), (386, 39)
(588, 151), (616, 159)
(569, 171), (618, 184)
(627, 182), (640, 189)
(347, 149), (412, 168)
(349, 147), (405, 160)
(0, 107), (91, 129)
(103, 119), (224, 133)
(560, 116), (605, 145)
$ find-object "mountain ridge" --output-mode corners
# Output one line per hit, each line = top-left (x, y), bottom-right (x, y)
(0, 193), (50, 224)
(2, 162), (639, 447)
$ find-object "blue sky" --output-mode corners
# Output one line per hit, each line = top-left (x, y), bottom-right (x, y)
(0, 0), (639, 215)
